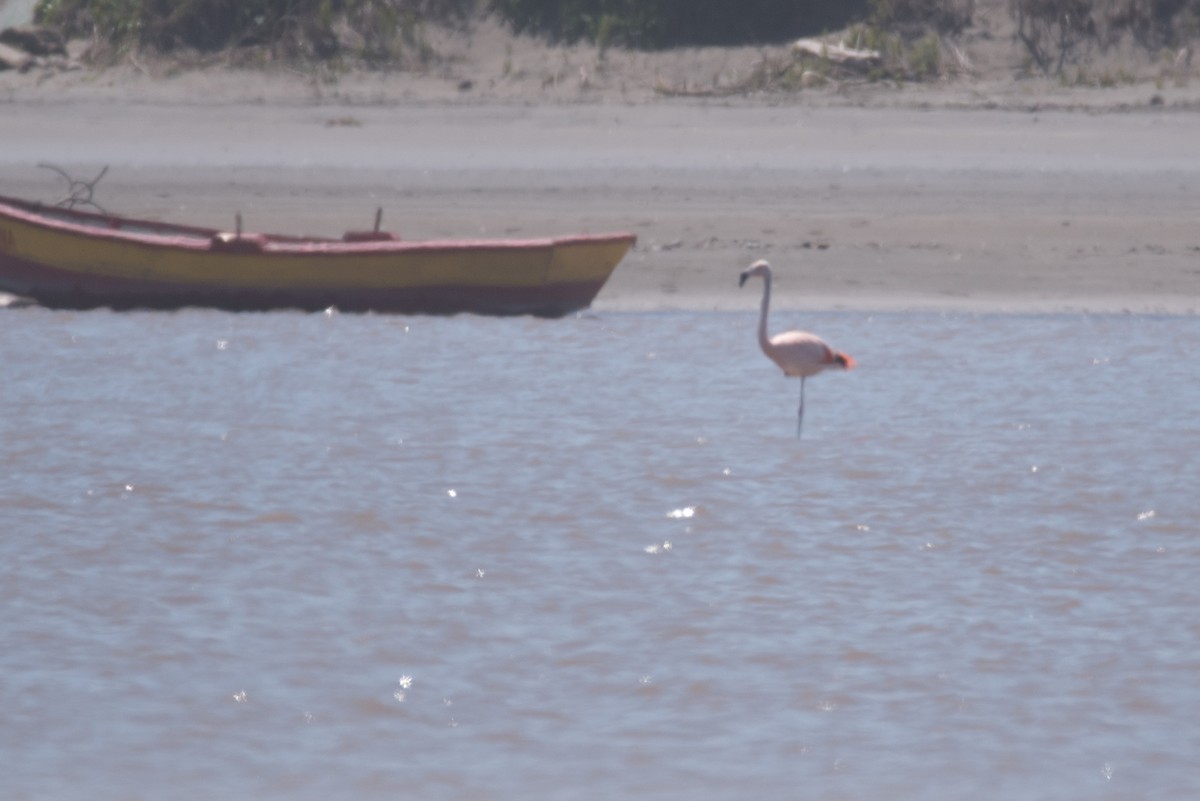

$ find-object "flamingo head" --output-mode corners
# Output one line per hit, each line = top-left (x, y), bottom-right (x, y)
(734, 260), (772, 287)
(738, 259), (772, 287)
(834, 352), (857, 371)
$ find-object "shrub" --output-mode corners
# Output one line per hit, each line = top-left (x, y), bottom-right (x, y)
(1009, 0), (1200, 74)
(1104, 0), (1200, 49)
(34, 0), (473, 57)
(1009, 0), (1098, 74)
(486, 0), (870, 48)
(908, 31), (941, 77)
(868, 0), (973, 36)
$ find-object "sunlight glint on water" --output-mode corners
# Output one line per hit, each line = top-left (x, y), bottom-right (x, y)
(2, 308), (1198, 801)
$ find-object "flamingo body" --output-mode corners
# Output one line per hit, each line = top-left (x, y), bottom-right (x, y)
(739, 259), (854, 434)
(760, 329), (856, 378)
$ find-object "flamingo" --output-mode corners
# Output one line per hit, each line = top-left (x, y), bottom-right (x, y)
(739, 259), (856, 435)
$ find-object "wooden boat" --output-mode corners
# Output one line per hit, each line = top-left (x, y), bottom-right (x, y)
(0, 194), (635, 316)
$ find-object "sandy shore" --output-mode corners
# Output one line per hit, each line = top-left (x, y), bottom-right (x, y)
(3, 10), (1200, 314)
(3, 99), (1198, 314)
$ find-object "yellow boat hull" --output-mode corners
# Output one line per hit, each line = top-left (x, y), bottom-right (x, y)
(0, 196), (635, 317)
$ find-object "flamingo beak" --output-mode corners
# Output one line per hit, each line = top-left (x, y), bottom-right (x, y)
(738, 272), (749, 287)
(838, 353), (857, 370)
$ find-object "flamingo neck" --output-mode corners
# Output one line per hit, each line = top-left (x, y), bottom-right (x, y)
(757, 273), (773, 354)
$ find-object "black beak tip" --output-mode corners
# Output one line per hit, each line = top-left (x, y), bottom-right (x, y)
(738, 273), (748, 287)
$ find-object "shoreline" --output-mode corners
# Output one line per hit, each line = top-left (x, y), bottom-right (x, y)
(5, 58), (1200, 114)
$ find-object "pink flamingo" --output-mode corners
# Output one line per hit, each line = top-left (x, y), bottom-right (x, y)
(739, 259), (856, 435)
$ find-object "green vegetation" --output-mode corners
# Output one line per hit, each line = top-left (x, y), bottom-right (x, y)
(34, 0), (473, 61)
(907, 32), (941, 78)
(34, 0), (872, 55)
(27, 0), (1200, 83)
(1011, 0), (1200, 75)
(487, 0), (869, 48)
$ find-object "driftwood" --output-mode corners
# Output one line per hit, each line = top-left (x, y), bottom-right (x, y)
(0, 26), (66, 57)
(0, 25), (76, 73)
(0, 40), (33, 71)
(791, 38), (882, 72)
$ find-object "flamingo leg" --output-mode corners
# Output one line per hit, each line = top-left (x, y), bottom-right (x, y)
(797, 377), (806, 437)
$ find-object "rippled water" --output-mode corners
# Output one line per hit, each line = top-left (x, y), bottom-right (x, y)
(3, 307), (1198, 801)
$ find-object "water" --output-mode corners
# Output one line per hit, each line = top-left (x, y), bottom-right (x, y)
(2, 307), (1198, 801)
